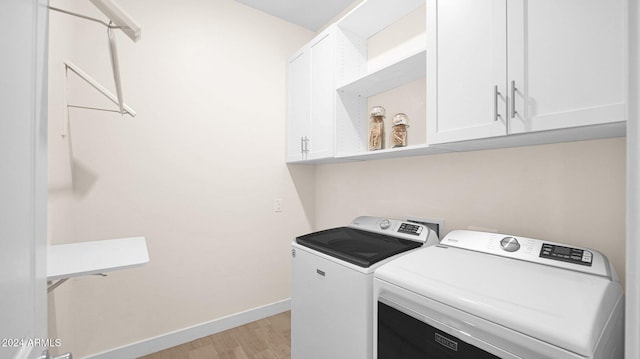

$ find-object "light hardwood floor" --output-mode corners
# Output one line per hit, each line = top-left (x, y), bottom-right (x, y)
(139, 311), (291, 359)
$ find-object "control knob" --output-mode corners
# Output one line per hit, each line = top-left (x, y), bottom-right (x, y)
(379, 219), (391, 230)
(500, 236), (520, 252)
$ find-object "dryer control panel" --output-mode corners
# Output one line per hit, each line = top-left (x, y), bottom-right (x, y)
(540, 243), (593, 266)
(440, 230), (614, 280)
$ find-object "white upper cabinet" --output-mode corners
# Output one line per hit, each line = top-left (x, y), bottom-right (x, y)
(427, 0), (508, 144)
(427, 0), (626, 146)
(286, 0), (627, 163)
(508, 0), (626, 134)
(286, 27), (337, 163)
(309, 30), (336, 160)
(286, 48), (310, 162)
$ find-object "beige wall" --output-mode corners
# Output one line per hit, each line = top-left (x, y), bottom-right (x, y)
(315, 138), (627, 283)
(47, 0), (315, 356)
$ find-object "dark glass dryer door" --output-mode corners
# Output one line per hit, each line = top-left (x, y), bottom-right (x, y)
(378, 302), (501, 359)
(295, 227), (422, 268)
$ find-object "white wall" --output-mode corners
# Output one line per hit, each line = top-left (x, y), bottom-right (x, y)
(0, 1), (48, 358)
(47, 0), (315, 357)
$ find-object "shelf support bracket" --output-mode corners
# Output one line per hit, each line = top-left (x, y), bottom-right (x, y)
(47, 273), (108, 293)
(64, 61), (136, 117)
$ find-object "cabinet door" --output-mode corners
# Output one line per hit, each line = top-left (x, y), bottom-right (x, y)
(308, 30), (336, 160)
(507, 0), (626, 134)
(286, 49), (310, 162)
(427, 0), (508, 145)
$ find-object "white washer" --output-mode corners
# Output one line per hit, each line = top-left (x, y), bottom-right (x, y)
(291, 216), (439, 359)
(374, 230), (624, 359)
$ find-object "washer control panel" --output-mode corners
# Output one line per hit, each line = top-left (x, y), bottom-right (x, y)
(349, 216), (439, 246)
(398, 222), (423, 236)
(540, 243), (592, 266)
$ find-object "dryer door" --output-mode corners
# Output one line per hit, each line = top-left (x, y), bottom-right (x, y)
(377, 302), (500, 359)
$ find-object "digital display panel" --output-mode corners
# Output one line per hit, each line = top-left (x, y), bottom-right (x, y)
(398, 223), (422, 236)
(539, 243), (592, 267)
(554, 246), (571, 255)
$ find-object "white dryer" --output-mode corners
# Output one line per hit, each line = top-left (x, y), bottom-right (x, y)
(374, 230), (624, 359)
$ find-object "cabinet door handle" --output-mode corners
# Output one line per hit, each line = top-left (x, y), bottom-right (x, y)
(494, 85), (502, 122)
(300, 137), (310, 154)
(510, 80), (518, 119)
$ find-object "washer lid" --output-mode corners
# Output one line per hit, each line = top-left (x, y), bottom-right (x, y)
(296, 227), (423, 268)
(374, 242), (623, 357)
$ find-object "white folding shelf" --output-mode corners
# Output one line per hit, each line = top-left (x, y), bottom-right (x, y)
(47, 237), (149, 291)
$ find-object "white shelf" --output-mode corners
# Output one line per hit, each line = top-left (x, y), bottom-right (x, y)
(332, 0), (428, 161)
(336, 144), (449, 161)
(337, 48), (426, 97)
(48, 237), (149, 281)
(338, 0), (425, 38)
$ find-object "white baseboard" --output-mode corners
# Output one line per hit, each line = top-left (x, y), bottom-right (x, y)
(85, 299), (291, 359)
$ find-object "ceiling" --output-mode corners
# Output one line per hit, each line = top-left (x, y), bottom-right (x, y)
(235, 0), (356, 31)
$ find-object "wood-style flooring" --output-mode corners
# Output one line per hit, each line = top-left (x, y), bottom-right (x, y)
(139, 311), (291, 359)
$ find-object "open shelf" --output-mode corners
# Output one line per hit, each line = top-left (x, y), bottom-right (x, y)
(335, 77), (428, 159)
(337, 48), (426, 97)
(335, 144), (450, 161)
(333, 0), (428, 161)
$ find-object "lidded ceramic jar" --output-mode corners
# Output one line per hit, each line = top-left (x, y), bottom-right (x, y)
(391, 113), (409, 148)
(368, 106), (386, 151)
